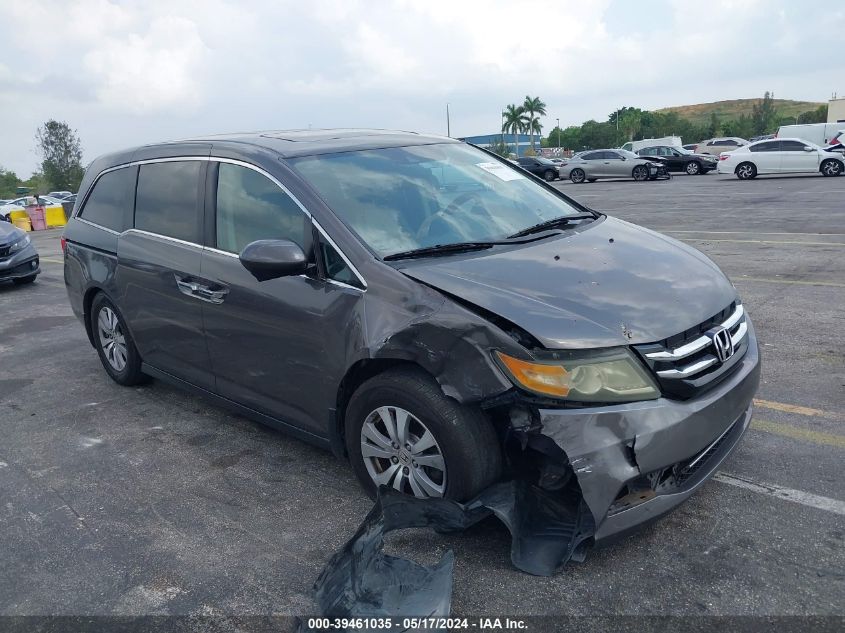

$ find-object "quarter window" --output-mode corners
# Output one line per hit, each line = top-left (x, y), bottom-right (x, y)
(79, 167), (134, 232)
(215, 162), (309, 254)
(135, 161), (202, 243)
(320, 241), (360, 288)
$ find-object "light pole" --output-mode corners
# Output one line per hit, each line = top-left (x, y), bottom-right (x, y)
(446, 103), (451, 137)
(556, 117), (560, 155)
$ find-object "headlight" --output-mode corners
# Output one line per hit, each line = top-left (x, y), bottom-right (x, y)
(495, 348), (660, 403)
(9, 234), (31, 253)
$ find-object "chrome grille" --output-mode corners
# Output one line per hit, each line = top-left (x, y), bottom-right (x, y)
(635, 302), (749, 399)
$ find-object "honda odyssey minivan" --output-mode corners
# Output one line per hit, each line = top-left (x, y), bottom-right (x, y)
(63, 129), (760, 541)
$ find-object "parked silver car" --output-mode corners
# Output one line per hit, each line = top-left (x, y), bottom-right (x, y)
(558, 149), (665, 183)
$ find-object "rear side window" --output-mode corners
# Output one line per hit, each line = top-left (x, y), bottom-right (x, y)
(751, 141), (780, 152)
(79, 167), (134, 232)
(135, 161), (202, 243)
(215, 162), (309, 254)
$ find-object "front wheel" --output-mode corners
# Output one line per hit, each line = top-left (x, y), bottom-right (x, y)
(543, 170), (556, 182)
(685, 161), (701, 175)
(570, 168), (586, 184)
(345, 367), (502, 501)
(632, 165), (649, 181)
(821, 159), (843, 177)
(736, 162), (757, 180)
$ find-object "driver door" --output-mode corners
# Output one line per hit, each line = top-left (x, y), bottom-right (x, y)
(199, 160), (364, 434)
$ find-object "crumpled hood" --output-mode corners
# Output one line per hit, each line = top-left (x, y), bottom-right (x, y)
(400, 217), (737, 349)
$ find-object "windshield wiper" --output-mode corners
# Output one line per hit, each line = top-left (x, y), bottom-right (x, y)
(507, 213), (597, 239)
(384, 241), (509, 261)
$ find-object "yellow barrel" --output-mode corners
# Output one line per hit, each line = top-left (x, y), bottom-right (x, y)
(12, 217), (32, 232)
(9, 209), (28, 222)
(44, 204), (67, 227)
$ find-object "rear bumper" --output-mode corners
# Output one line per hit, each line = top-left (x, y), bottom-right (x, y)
(534, 318), (761, 541)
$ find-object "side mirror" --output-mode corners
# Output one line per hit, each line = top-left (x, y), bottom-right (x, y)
(239, 239), (308, 282)
(803, 146), (814, 152)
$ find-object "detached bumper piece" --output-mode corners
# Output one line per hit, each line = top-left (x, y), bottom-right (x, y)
(312, 482), (594, 625)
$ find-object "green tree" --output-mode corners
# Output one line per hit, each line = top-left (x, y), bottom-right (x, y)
(751, 91), (778, 135)
(35, 119), (84, 192)
(522, 95), (547, 150)
(486, 138), (511, 158)
(0, 167), (20, 198)
(706, 112), (720, 137)
(502, 104), (528, 156)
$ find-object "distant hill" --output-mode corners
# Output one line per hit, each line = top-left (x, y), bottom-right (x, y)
(655, 98), (824, 125)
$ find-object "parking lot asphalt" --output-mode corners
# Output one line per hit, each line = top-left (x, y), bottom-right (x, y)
(1, 171), (843, 620)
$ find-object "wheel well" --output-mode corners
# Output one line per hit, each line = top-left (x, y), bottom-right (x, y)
(735, 161), (754, 172)
(82, 287), (103, 347)
(334, 358), (428, 457)
(820, 158), (844, 172)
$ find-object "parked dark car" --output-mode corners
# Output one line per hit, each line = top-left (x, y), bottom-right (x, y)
(637, 145), (718, 175)
(516, 155), (559, 181)
(0, 218), (40, 285)
(63, 129), (760, 542)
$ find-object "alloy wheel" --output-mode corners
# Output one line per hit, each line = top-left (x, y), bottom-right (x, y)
(360, 405), (446, 498)
(97, 306), (128, 371)
(686, 161), (700, 175)
(737, 164), (755, 179)
(633, 166), (648, 181)
(822, 161), (841, 176)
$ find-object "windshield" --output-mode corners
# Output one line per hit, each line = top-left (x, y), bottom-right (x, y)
(291, 143), (588, 258)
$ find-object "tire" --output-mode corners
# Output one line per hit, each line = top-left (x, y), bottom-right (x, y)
(821, 159), (843, 177)
(569, 168), (586, 184)
(587, 178), (597, 182)
(543, 170), (556, 182)
(12, 274), (37, 285)
(345, 367), (502, 502)
(632, 165), (649, 181)
(736, 162), (757, 180)
(685, 161), (701, 175)
(90, 293), (146, 386)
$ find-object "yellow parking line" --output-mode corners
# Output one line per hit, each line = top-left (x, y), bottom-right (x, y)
(680, 238), (845, 246)
(754, 398), (842, 421)
(733, 277), (845, 288)
(751, 418), (845, 449)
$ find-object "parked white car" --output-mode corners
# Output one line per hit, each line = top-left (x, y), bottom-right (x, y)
(717, 137), (845, 179)
(697, 137), (748, 155)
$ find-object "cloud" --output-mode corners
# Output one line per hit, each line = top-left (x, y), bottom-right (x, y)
(0, 0), (842, 176)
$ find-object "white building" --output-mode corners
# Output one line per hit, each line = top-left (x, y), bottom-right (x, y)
(828, 98), (845, 123)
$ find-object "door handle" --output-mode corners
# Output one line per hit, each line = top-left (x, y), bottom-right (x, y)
(175, 274), (229, 304)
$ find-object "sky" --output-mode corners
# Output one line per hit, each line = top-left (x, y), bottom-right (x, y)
(1, 0), (843, 176)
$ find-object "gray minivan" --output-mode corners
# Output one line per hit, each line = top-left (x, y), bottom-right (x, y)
(63, 129), (760, 541)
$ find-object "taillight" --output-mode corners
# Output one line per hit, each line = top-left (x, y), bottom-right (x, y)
(60, 236), (66, 253)
(719, 154), (730, 160)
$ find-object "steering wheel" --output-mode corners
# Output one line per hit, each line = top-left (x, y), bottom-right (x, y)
(415, 191), (485, 241)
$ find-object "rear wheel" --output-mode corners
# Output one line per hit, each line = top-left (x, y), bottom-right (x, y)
(570, 168), (586, 184)
(345, 367), (502, 501)
(685, 161), (701, 175)
(543, 170), (556, 182)
(736, 162), (757, 180)
(632, 165), (649, 181)
(821, 159), (843, 177)
(90, 293), (146, 386)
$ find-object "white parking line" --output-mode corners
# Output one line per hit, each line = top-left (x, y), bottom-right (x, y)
(715, 472), (845, 516)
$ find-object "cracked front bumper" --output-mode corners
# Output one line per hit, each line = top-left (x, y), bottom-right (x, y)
(535, 319), (761, 542)
(0, 244), (40, 281)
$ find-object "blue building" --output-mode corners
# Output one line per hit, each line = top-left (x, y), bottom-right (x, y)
(459, 133), (536, 157)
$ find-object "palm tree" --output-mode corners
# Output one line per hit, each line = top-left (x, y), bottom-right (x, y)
(502, 104), (528, 157)
(527, 116), (542, 148)
(522, 96), (547, 150)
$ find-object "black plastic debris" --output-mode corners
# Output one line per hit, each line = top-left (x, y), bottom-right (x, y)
(312, 481), (595, 622)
